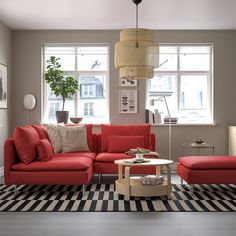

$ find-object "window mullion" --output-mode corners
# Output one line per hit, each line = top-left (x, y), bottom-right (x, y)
(74, 46), (78, 117)
(177, 46), (180, 117)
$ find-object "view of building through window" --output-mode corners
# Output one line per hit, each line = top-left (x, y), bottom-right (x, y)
(43, 45), (109, 124)
(147, 44), (213, 124)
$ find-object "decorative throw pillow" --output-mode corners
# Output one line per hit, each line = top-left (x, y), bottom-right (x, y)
(108, 135), (144, 153)
(13, 125), (40, 164)
(101, 124), (151, 152)
(37, 139), (53, 162)
(66, 124), (93, 151)
(45, 123), (64, 153)
(58, 125), (89, 153)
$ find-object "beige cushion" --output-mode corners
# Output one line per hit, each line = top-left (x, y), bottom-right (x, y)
(45, 123), (64, 153)
(58, 125), (89, 153)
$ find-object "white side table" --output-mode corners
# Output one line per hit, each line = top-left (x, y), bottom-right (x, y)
(182, 143), (214, 156)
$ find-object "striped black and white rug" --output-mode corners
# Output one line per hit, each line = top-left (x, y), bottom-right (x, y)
(0, 184), (236, 212)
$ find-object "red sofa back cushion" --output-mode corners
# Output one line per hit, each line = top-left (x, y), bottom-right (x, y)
(101, 124), (151, 152)
(32, 124), (49, 140)
(108, 135), (144, 153)
(37, 139), (53, 162)
(13, 126), (40, 164)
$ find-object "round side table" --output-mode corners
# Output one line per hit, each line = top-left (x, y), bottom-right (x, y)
(114, 158), (173, 200)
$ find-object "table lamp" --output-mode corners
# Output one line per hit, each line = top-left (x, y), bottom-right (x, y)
(23, 94), (36, 124)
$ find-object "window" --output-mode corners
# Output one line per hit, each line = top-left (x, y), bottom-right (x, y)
(43, 45), (109, 124)
(81, 84), (96, 98)
(147, 44), (213, 124)
(84, 103), (94, 116)
(49, 103), (60, 117)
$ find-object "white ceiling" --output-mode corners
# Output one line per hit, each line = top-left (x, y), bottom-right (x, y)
(0, 0), (236, 30)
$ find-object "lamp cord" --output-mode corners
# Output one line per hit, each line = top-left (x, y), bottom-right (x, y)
(26, 110), (30, 124)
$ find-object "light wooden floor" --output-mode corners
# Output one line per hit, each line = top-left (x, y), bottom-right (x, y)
(1, 175), (236, 236)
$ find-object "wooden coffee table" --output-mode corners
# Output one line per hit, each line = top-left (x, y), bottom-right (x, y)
(114, 158), (173, 200)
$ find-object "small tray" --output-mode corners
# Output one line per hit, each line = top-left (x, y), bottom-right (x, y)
(125, 159), (150, 164)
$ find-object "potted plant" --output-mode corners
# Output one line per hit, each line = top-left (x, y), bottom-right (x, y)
(44, 56), (79, 123)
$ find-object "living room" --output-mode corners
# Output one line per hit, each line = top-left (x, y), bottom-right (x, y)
(1, 0), (236, 235)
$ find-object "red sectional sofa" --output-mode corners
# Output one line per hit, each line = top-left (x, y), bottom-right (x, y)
(4, 124), (158, 192)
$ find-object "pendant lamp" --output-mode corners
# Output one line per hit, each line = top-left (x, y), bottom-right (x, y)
(115, 0), (159, 80)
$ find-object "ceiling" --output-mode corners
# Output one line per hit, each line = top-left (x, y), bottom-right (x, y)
(0, 0), (236, 30)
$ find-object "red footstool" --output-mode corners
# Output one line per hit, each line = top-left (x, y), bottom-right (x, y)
(177, 156), (236, 192)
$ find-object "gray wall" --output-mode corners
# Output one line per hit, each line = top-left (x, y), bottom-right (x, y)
(12, 30), (236, 162)
(0, 21), (12, 169)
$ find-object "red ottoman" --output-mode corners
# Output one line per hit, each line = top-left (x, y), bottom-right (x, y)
(177, 156), (236, 189)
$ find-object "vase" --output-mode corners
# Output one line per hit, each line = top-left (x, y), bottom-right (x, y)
(56, 111), (69, 124)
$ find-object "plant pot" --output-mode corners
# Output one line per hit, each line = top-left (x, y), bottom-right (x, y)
(56, 111), (69, 124)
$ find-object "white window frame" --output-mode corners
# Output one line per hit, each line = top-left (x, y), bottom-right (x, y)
(42, 44), (110, 124)
(148, 43), (213, 125)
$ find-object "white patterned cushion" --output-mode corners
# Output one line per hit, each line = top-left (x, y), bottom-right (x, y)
(45, 124), (64, 153)
(58, 125), (89, 153)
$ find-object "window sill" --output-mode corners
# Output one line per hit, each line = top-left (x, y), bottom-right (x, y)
(151, 123), (216, 127)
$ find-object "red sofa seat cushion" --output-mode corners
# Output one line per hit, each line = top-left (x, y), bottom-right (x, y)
(13, 126), (40, 164)
(179, 156), (236, 170)
(37, 139), (53, 162)
(96, 152), (158, 163)
(53, 152), (97, 161)
(12, 154), (93, 171)
(101, 124), (151, 152)
(108, 135), (144, 153)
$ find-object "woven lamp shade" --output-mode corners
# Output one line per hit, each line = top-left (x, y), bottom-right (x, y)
(115, 28), (159, 80)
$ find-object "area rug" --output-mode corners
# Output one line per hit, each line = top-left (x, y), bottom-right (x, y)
(0, 184), (236, 212)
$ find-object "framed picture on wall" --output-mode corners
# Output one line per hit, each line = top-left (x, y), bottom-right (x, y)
(119, 89), (138, 114)
(119, 78), (138, 87)
(0, 63), (7, 109)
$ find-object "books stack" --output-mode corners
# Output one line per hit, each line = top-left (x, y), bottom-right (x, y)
(164, 117), (178, 124)
(139, 175), (164, 185)
(145, 109), (155, 124)
(145, 109), (162, 124)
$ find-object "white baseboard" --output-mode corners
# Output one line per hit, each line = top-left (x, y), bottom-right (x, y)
(0, 167), (3, 178)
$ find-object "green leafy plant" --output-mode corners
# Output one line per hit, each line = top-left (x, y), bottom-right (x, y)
(44, 56), (79, 111)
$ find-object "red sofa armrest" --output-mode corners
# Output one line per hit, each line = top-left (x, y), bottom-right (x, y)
(91, 134), (98, 153)
(97, 134), (102, 153)
(150, 133), (156, 151)
(4, 138), (19, 185)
